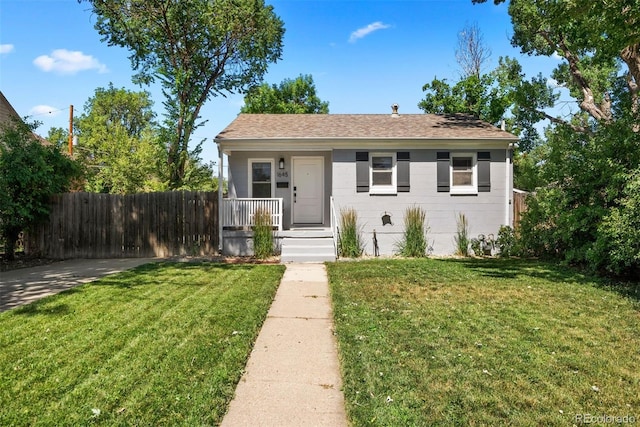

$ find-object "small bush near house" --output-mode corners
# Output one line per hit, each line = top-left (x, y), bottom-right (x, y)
(496, 225), (518, 257)
(339, 208), (363, 258)
(454, 213), (470, 256)
(395, 206), (428, 257)
(470, 237), (483, 256)
(252, 207), (274, 259)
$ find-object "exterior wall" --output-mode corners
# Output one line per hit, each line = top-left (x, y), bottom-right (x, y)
(332, 148), (512, 256)
(227, 150), (332, 229)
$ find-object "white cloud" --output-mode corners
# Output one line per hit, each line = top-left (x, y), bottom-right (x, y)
(552, 51), (563, 60)
(29, 105), (61, 117)
(33, 49), (108, 75)
(0, 44), (14, 54)
(349, 22), (391, 43)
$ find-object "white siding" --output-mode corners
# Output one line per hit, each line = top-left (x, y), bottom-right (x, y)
(332, 149), (511, 256)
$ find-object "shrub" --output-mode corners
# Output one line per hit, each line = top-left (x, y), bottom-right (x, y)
(588, 170), (640, 276)
(470, 238), (483, 256)
(339, 208), (363, 258)
(496, 226), (517, 257)
(396, 206), (428, 257)
(252, 207), (274, 259)
(454, 213), (470, 257)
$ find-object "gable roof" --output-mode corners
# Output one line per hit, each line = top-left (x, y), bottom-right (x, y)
(215, 113), (518, 142)
(0, 91), (21, 127)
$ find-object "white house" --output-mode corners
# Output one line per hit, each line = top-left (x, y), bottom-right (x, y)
(215, 106), (517, 261)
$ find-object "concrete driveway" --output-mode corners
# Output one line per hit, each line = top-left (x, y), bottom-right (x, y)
(0, 258), (156, 312)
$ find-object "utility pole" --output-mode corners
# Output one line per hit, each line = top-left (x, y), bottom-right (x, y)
(68, 105), (73, 156)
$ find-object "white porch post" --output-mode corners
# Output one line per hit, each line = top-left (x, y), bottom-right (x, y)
(217, 141), (224, 254)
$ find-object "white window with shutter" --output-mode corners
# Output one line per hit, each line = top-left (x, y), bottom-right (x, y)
(450, 153), (477, 194)
(369, 152), (396, 194)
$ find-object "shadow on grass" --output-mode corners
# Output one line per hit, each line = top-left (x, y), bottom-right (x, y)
(444, 258), (592, 282)
(441, 257), (640, 304)
(12, 301), (71, 316)
(92, 261), (277, 289)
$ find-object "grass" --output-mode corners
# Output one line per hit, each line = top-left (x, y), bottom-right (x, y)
(0, 261), (285, 426)
(327, 258), (640, 426)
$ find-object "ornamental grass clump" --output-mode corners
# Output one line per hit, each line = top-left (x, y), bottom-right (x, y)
(454, 213), (471, 257)
(252, 207), (274, 259)
(396, 206), (428, 257)
(339, 208), (363, 258)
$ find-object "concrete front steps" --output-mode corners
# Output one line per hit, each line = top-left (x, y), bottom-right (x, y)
(279, 229), (336, 263)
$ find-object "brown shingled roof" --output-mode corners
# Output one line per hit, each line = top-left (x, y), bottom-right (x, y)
(0, 91), (21, 127)
(215, 113), (517, 141)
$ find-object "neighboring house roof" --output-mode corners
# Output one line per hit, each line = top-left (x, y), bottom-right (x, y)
(0, 91), (51, 145)
(0, 91), (21, 127)
(215, 113), (518, 143)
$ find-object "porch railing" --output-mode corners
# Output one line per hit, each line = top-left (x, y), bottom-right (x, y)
(222, 198), (283, 231)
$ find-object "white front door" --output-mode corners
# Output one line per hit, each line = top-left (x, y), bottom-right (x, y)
(292, 157), (323, 224)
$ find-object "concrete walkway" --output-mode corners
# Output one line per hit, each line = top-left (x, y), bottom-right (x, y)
(221, 263), (348, 427)
(0, 258), (155, 312)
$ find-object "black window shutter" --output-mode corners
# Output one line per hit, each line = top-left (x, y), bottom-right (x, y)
(397, 152), (410, 192)
(477, 151), (491, 192)
(437, 152), (450, 192)
(356, 152), (369, 192)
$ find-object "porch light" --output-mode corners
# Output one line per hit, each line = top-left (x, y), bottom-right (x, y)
(279, 157), (285, 169)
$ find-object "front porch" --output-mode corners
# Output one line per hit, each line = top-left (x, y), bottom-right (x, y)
(221, 197), (339, 262)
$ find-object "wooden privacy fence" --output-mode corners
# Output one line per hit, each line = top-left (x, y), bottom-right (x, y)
(26, 191), (218, 259)
(513, 189), (529, 229)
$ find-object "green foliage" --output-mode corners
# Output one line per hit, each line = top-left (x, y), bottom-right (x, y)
(418, 56), (554, 152)
(74, 84), (167, 194)
(518, 117), (640, 273)
(81, 0), (285, 189)
(338, 208), (363, 258)
(496, 225), (518, 258)
(252, 207), (274, 259)
(513, 144), (548, 191)
(588, 170), (640, 276)
(470, 238), (483, 256)
(0, 119), (80, 259)
(241, 74), (329, 114)
(395, 206), (428, 257)
(470, 0), (640, 278)
(454, 213), (470, 257)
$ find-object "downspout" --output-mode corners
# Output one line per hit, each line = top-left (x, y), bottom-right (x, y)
(505, 143), (513, 226)
(217, 140), (224, 254)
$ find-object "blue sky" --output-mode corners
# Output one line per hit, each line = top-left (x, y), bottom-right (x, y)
(0, 0), (560, 166)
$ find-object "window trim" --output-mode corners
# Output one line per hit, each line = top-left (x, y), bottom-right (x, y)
(369, 152), (397, 195)
(450, 152), (477, 195)
(247, 158), (275, 198)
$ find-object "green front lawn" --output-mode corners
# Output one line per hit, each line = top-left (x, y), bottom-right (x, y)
(0, 262), (285, 426)
(328, 259), (640, 426)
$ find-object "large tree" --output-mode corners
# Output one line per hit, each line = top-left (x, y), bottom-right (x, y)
(241, 74), (329, 113)
(473, 0), (639, 127)
(80, 0), (285, 189)
(73, 85), (166, 194)
(0, 120), (80, 259)
(472, 0), (640, 275)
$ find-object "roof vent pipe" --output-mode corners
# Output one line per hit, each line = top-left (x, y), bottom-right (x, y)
(391, 103), (399, 117)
